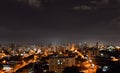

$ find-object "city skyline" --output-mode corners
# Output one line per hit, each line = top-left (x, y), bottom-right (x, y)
(0, 0), (120, 44)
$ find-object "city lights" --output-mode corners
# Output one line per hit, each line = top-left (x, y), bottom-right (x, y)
(1, 0), (120, 73)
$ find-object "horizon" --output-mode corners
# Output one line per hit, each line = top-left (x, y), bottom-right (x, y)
(0, 0), (120, 45)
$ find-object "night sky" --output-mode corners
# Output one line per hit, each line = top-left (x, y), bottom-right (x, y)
(0, 0), (120, 44)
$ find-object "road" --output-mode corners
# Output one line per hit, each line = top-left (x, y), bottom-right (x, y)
(2, 55), (37, 73)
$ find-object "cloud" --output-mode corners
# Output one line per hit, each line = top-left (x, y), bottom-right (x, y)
(18, 0), (41, 8)
(109, 16), (120, 30)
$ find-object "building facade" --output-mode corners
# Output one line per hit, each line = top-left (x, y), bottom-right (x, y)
(49, 56), (75, 73)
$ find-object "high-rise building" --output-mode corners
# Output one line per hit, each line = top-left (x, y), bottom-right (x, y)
(95, 42), (99, 48)
(65, 43), (71, 51)
(49, 56), (75, 73)
(10, 43), (16, 50)
(71, 43), (75, 51)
